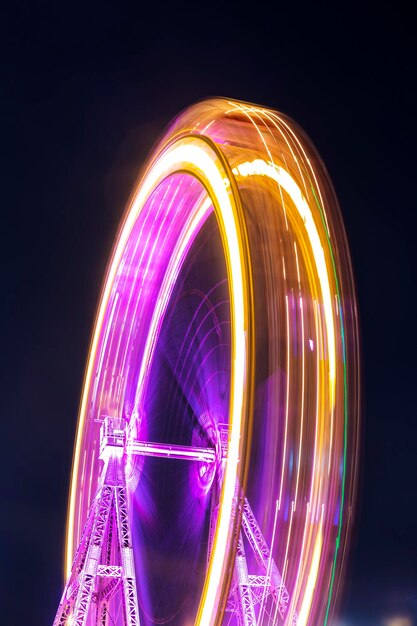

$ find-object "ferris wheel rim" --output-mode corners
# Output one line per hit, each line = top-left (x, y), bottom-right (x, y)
(66, 132), (256, 626)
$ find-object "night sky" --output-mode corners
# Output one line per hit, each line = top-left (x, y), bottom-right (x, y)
(1, 2), (416, 625)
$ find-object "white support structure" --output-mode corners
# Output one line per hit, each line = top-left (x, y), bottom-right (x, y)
(54, 417), (295, 625)
(224, 492), (295, 624)
(53, 420), (140, 626)
(241, 498), (291, 620)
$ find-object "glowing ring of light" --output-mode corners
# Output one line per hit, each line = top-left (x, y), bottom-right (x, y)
(65, 99), (360, 626)
(67, 134), (255, 625)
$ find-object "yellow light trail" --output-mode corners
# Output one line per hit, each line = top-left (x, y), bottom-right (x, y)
(64, 98), (360, 626)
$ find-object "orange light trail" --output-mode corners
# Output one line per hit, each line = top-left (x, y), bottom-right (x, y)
(65, 99), (360, 626)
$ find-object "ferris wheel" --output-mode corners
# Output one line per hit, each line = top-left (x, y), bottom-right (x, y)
(53, 98), (360, 626)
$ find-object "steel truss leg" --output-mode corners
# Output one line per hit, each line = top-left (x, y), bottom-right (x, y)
(241, 498), (294, 622)
(52, 456), (140, 626)
(223, 493), (295, 624)
(234, 533), (258, 626)
(53, 491), (101, 625)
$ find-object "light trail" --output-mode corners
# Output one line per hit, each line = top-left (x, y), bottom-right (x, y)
(63, 99), (360, 626)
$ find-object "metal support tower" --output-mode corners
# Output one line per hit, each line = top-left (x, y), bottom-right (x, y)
(55, 417), (295, 625)
(53, 419), (140, 626)
(224, 493), (295, 625)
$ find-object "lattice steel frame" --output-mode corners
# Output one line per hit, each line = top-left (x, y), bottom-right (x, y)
(53, 454), (140, 626)
(55, 418), (294, 625)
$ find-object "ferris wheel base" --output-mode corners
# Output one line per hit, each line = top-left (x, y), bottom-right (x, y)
(55, 418), (295, 625)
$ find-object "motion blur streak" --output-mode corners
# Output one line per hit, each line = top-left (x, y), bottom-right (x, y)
(65, 99), (360, 626)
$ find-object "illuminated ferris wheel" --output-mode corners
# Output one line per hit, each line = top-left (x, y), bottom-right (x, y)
(53, 98), (360, 626)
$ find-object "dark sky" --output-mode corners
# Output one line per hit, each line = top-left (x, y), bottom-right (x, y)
(1, 2), (416, 625)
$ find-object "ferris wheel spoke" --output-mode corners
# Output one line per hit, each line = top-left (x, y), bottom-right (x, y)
(160, 351), (218, 448)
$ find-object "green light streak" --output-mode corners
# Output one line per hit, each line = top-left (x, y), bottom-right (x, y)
(311, 185), (348, 626)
